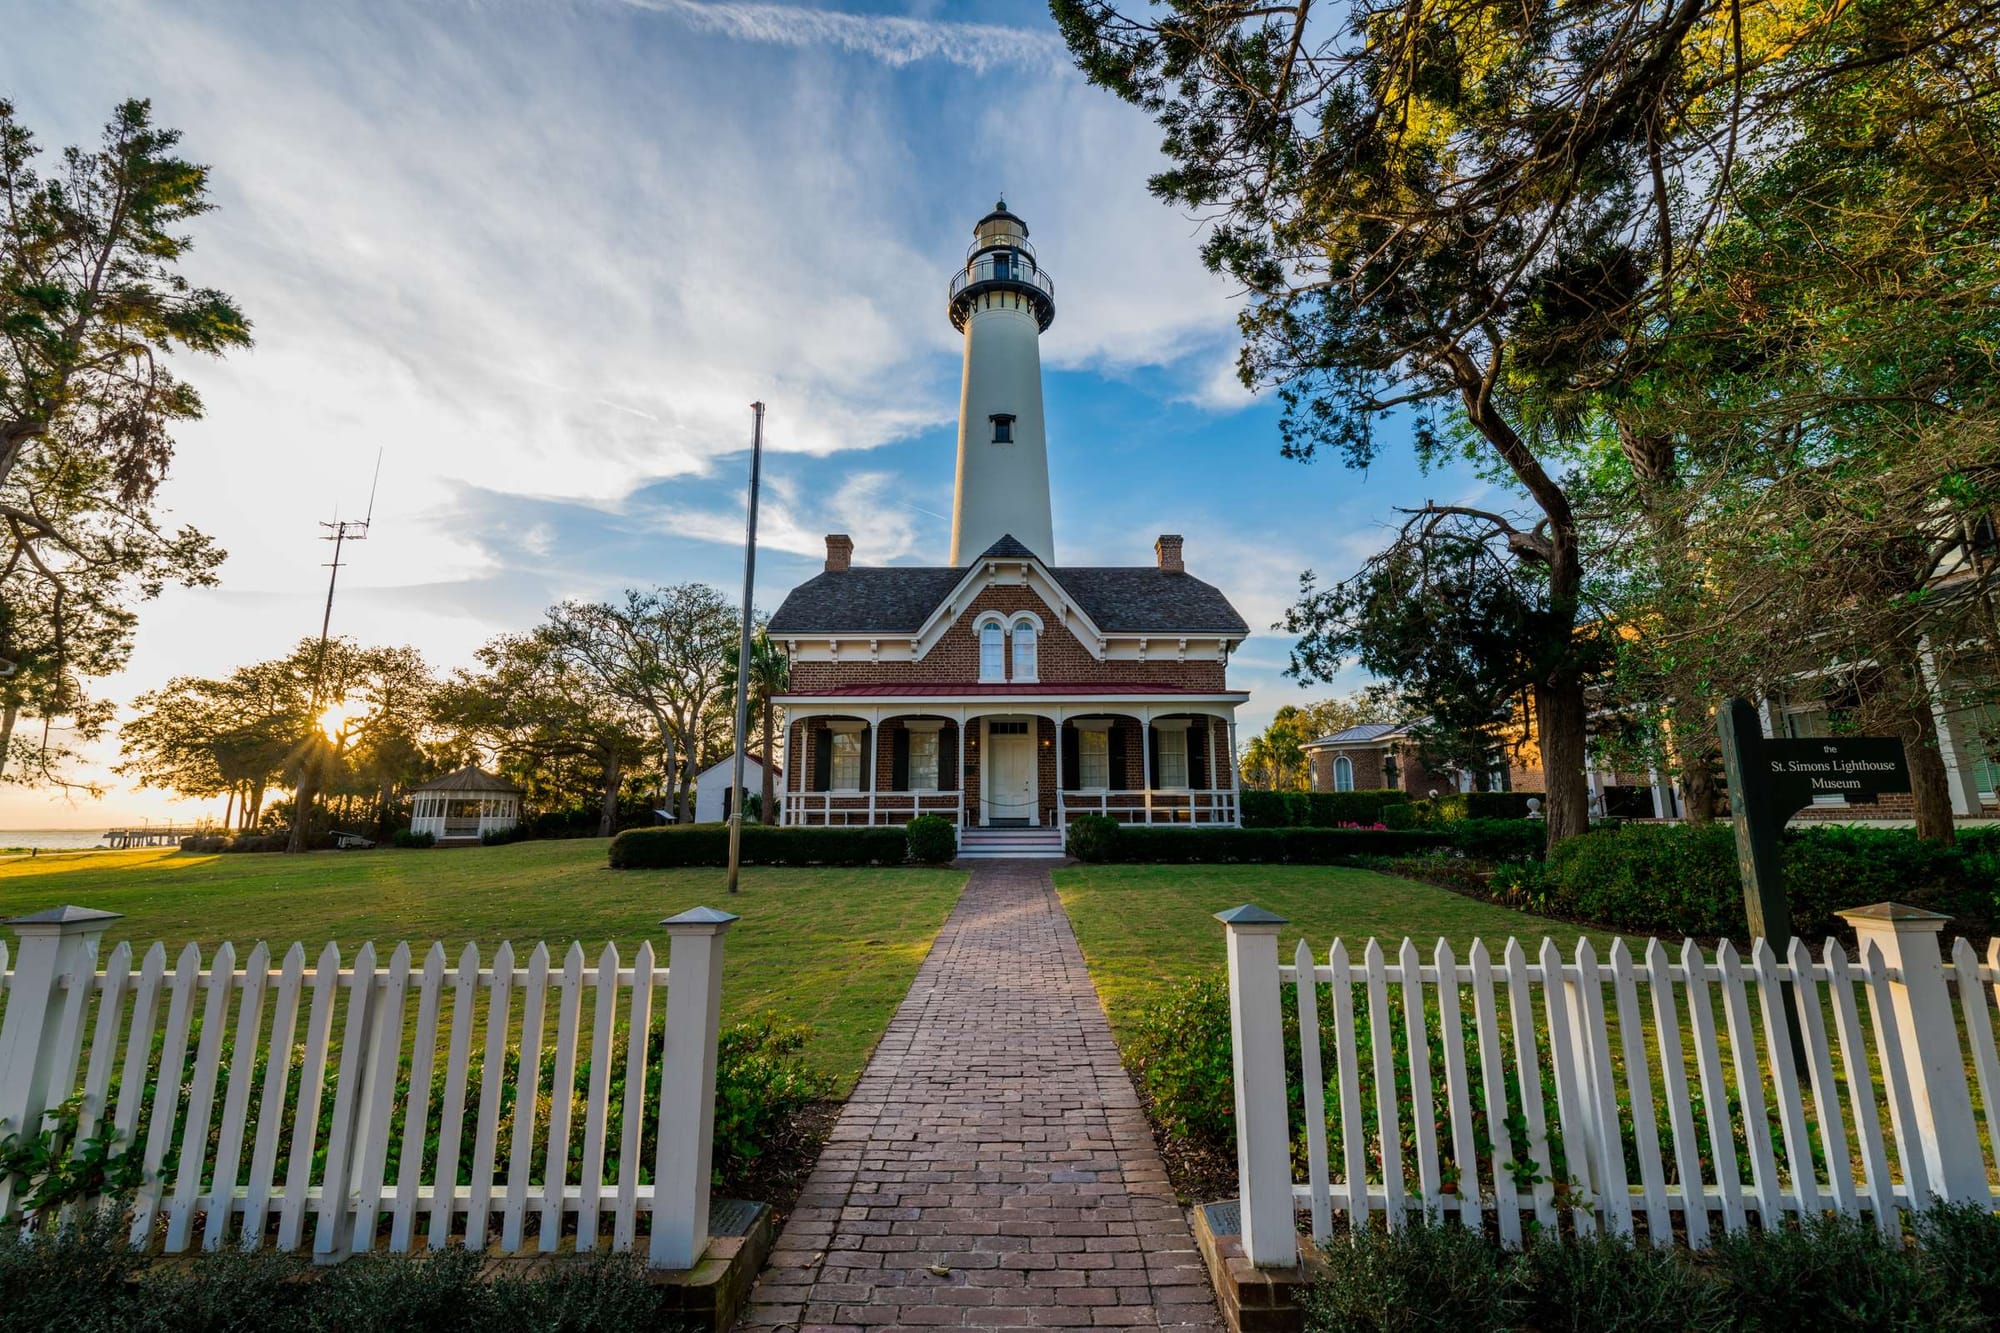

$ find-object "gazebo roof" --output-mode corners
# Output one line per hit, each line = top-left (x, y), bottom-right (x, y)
(409, 764), (524, 795)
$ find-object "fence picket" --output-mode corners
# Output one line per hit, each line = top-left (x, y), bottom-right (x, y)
(613, 941), (654, 1251)
(467, 941), (515, 1250)
(1860, 939), (1930, 1211)
(1539, 938), (1594, 1229)
(166, 942), (234, 1251)
(348, 942), (410, 1254)
(1751, 940), (1819, 1218)
(392, 943), (446, 1251)
(1503, 939), (1554, 1232)
(1573, 939), (1631, 1236)
(76, 941), (131, 1152)
(315, 942), (378, 1259)
(1717, 942), (1782, 1225)
(1680, 940), (1745, 1232)
(541, 942), (586, 1252)
(1293, 938), (1331, 1241)
(1328, 941), (1367, 1227)
(578, 943), (620, 1249)
(1363, 940), (1405, 1226)
(1825, 939), (1897, 1234)
(430, 943), (481, 1249)
(1433, 940), (1481, 1229)
(111, 944), (167, 1169)
(1469, 941), (1520, 1243)
(244, 943), (305, 1246)
(133, 943), (202, 1246)
(278, 943), (342, 1251)
(205, 942), (270, 1250)
(1789, 938), (1853, 1216)
(1951, 938), (2000, 1184)
(1645, 940), (1707, 1247)
(1609, 939), (1667, 1238)
(1399, 939), (1440, 1212)
(504, 942), (551, 1251)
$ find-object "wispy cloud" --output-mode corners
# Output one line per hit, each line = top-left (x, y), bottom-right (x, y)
(617, 0), (1067, 72)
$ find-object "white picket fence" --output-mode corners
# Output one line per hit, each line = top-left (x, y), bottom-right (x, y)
(1219, 901), (2000, 1268)
(0, 904), (736, 1267)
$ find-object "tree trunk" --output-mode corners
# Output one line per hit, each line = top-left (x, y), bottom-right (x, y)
(287, 739), (324, 853)
(598, 755), (623, 838)
(0, 703), (15, 782)
(1535, 675), (1592, 848)
(247, 780), (264, 830)
(222, 786), (235, 832)
(1670, 700), (1718, 824)
(760, 700), (777, 824)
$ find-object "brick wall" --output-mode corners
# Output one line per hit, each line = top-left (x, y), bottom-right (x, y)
(787, 584), (1228, 693)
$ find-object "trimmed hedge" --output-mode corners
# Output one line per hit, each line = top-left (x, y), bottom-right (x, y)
(1240, 789), (1410, 828)
(1411, 790), (1543, 823)
(1066, 823), (1451, 864)
(608, 822), (908, 868)
(1442, 817), (1547, 863)
(905, 815), (957, 864)
(1498, 822), (2000, 939)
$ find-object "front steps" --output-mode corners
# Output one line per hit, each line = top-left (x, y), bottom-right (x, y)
(957, 825), (1066, 860)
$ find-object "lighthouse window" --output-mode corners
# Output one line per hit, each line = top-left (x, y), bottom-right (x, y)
(990, 414), (1015, 443)
(1012, 620), (1038, 682)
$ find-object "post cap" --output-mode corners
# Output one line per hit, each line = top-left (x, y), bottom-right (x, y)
(1838, 902), (1950, 931)
(1214, 904), (1288, 928)
(661, 905), (741, 933)
(4, 905), (123, 933)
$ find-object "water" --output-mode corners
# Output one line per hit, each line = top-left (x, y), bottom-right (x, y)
(0, 829), (112, 851)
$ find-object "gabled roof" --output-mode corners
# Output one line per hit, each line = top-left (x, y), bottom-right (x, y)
(694, 750), (782, 778)
(769, 535), (1249, 637)
(409, 764), (524, 794)
(1302, 722), (1406, 749)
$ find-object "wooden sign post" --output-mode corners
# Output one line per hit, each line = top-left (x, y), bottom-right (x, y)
(1719, 697), (1913, 945)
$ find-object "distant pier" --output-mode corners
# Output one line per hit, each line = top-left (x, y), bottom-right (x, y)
(104, 826), (202, 849)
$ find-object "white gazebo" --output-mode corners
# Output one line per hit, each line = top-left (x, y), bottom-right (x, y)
(408, 765), (524, 844)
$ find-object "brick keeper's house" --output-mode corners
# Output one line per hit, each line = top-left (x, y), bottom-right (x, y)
(768, 202), (1251, 858)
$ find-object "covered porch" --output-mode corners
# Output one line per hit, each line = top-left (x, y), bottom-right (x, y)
(773, 691), (1246, 828)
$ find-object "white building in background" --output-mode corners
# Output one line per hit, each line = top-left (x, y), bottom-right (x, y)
(408, 765), (523, 844)
(692, 753), (781, 824)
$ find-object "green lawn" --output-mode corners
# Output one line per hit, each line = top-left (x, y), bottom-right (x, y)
(0, 842), (966, 1091)
(1054, 862), (1615, 1039)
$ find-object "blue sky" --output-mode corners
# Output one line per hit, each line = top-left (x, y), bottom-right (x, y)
(2, 0), (1489, 827)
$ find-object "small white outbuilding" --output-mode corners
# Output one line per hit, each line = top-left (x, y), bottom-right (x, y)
(692, 753), (781, 825)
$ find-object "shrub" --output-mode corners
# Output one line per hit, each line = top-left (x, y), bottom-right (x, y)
(392, 829), (437, 849)
(1241, 789), (1409, 828)
(479, 823), (530, 846)
(1410, 791), (1542, 824)
(1065, 815), (1121, 862)
(1514, 1230), (1729, 1332)
(223, 832), (290, 853)
(1380, 802), (1417, 830)
(905, 815), (958, 864)
(1124, 973), (1238, 1148)
(1302, 1216), (1518, 1333)
(1523, 822), (2000, 939)
(1709, 1211), (1972, 1331)
(609, 823), (907, 868)
(1072, 825), (1450, 864)
(711, 1015), (837, 1181)
(1440, 818), (1545, 863)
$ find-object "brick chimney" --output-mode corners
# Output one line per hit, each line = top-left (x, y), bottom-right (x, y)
(1155, 534), (1185, 573)
(824, 534), (854, 572)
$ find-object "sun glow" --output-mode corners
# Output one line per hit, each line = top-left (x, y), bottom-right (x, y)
(316, 697), (365, 739)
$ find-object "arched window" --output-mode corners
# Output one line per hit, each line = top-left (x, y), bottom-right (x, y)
(1334, 756), (1354, 792)
(979, 622), (1005, 682)
(1011, 620), (1038, 682)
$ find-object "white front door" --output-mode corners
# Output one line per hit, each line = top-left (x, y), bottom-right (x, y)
(983, 719), (1036, 825)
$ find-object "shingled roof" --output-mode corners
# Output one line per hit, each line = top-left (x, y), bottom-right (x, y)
(768, 535), (1249, 636)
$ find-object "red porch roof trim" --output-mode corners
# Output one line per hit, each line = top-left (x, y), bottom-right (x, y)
(782, 682), (1226, 698)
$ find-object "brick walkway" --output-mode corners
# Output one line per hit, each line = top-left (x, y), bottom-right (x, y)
(740, 861), (1219, 1331)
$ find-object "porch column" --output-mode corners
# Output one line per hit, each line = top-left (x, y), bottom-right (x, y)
(957, 709), (969, 828)
(1228, 720), (1242, 827)
(867, 708), (879, 827)
(1054, 708), (1066, 828)
(1140, 707), (1154, 825)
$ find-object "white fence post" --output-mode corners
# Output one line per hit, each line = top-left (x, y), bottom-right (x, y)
(1217, 905), (1297, 1268)
(651, 905), (738, 1269)
(0, 906), (120, 1216)
(1838, 903), (1989, 1204)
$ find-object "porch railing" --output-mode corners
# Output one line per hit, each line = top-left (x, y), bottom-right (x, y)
(782, 790), (964, 826)
(1059, 789), (1238, 826)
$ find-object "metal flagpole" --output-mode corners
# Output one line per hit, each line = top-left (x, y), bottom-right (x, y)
(726, 402), (766, 894)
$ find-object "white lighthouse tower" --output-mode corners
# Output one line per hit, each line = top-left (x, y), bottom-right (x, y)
(947, 200), (1057, 565)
